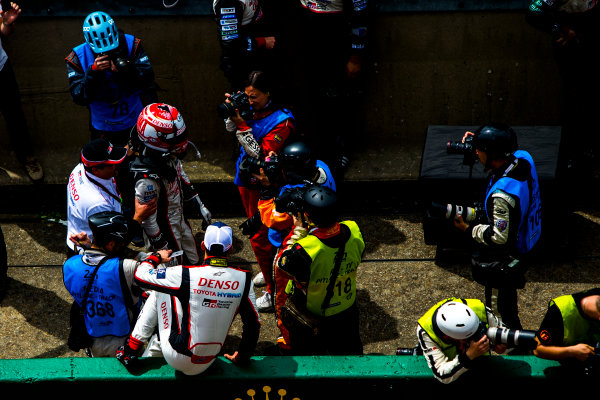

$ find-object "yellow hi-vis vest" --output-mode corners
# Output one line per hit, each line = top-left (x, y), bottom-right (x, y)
(551, 294), (600, 346)
(293, 221), (365, 317)
(418, 298), (488, 359)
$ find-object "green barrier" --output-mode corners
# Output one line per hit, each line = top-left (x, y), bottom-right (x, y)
(0, 355), (580, 395)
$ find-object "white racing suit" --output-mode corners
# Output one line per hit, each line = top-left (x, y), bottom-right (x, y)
(130, 256), (261, 375)
(131, 153), (210, 265)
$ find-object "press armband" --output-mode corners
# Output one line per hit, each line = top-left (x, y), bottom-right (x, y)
(236, 130), (261, 159)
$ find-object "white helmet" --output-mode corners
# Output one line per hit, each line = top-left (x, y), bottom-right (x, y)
(435, 301), (480, 340)
(137, 103), (188, 153)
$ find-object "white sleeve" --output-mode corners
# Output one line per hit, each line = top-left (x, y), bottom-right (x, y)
(471, 192), (515, 246)
(134, 262), (183, 294)
(130, 291), (159, 345)
(225, 117), (237, 133)
(417, 326), (470, 384)
(134, 177), (163, 247)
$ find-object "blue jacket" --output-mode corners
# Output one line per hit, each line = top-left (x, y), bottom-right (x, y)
(484, 150), (542, 254)
(234, 108), (294, 186)
(63, 255), (133, 338)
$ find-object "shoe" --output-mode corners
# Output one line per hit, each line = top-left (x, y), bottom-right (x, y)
(276, 335), (292, 354)
(256, 291), (274, 313)
(253, 272), (267, 287)
(23, 156), (44, 182)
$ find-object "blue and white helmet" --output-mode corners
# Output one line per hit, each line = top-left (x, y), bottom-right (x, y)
(83, 11), (119, 54)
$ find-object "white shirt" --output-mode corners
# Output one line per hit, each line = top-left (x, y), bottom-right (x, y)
(66, 163), (122, 251)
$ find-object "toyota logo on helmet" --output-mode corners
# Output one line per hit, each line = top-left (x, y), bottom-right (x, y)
(137, 103), (188, 153)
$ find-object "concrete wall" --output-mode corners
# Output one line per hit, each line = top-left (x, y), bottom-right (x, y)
(0, 11), (561, 164)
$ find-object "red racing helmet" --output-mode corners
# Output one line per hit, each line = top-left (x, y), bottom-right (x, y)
(137, 103), (188, 153)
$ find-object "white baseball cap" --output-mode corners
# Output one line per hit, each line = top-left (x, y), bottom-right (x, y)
(203, 222), (233, 252)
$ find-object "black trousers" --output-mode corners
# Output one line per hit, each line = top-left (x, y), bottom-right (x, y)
(0, 59), (34, 163)
(0, 225), (8, 300)
(471, 252), (529, 330)
(0, 226), (7, 278)
(285, 303), (363, 356)
(485, 286), (522, 330)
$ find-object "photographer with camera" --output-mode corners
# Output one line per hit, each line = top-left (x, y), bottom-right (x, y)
(220, 70), (294, 311)
(63, 210), (172, 357)
(66, 11), (157, 147)
(414, 298), (509, 384)
(248, 141), (336, 347)
(275, 186), (365, 355)
(450, 124), (542, 331)
(534, 288), (600, 375)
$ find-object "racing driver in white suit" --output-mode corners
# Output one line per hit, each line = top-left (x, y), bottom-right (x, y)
(130, 103), (212, 265)
(116, 222), (261, 375)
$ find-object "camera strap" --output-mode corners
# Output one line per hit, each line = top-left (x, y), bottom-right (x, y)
(80, 256), (109, 317)
(86, 172), (123, 205)
(320, 238), (349, 315)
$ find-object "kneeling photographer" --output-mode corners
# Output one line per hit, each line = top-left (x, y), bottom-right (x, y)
(219, 70), (295, 313)
(534, 288), (600, 377)
(440, 124), (542, 331)
(413, 297), (537, 384)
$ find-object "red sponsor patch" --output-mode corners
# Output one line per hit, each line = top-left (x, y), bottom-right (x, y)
(538, 330), (551, 343)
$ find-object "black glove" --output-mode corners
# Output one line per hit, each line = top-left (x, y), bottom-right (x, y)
(116, 340), (139, 369)
(239, 213), (263, 237)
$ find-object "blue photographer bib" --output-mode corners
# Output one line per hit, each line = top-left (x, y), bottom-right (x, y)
(268, 160), (337, 248)
(484, 150), (542, 254)
(234, 109), (294, 186)
(73, 34), (143, 132)
(63, 256), (132, 338)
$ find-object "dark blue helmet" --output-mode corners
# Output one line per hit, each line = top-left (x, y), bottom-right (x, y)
(302, 186), (339, 227)
(88, 211), (129, 246)
(473, 124), (518, 160)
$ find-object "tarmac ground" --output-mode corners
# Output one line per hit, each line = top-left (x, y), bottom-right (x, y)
(1, 179), (599, 360)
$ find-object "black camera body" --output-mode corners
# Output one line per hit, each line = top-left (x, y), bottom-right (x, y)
(583, 342), (600, 376)
(447, 134), (477, 166)
(238, 155), (282, 187)
(244, 155), (280, 178)
(218, 91), (252, 120)
(275, 185), (308, 215)
(470, 322), (489, 342)
(99, 42), (131, 72)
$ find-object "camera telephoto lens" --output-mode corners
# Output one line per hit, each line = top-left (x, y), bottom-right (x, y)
(486, 327), (538, 349)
